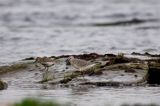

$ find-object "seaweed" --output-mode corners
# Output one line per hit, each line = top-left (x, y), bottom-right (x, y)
(0, 63), (29, 74)
(1, 52), (160, 87)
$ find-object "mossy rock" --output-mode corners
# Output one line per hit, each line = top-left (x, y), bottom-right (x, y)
(0, 63), (29, 74)
(57, 62), (149, 86)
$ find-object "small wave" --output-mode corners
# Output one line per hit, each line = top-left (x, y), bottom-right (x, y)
(86, 18), (158, 27)
(136, 26), (160, 30)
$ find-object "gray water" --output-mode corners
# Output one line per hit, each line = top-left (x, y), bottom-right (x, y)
(0, 0), (160, 105)
(0, 87), (160, 106)
(0, 0), (160, 64)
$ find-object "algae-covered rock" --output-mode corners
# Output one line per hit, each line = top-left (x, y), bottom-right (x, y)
(47, 54), (149, 87)
(0, 53), (160, 89)
(0, 80), (8, 90)
(61, 62), (148, 87)
(0, 62), (30, 74)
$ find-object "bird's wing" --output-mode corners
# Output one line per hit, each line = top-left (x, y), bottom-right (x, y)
(74, 59), (89, 67)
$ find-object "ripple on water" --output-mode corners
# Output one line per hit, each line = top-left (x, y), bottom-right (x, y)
(0, 0), (160, 105)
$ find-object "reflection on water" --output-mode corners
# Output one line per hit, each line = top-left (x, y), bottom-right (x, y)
(0, 87), (160, 106)
(0, 0), (160, 105)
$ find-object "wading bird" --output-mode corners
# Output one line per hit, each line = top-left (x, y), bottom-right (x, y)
(34, 56), (55, 71)
(68, 56), (98, 77)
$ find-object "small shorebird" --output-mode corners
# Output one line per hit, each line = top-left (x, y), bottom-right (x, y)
(34, 56), (55, 71)
(68, 56), (97, 77)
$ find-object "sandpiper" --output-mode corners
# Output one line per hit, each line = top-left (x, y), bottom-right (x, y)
(68, 56), (97, 77)
(34, 56), (55, 71)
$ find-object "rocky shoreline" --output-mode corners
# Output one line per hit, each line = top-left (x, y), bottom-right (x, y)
(0, 52), (160, 90)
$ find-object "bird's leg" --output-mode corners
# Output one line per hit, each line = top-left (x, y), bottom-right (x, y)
(63, 73), (66, 79)
(46, 67), (49, 72)
(35, 63), (39, 67)
(40, 67), (45, 72)
(80, 69), (85, 79)
(81, 71), (85, 79)
(42, 67), (46, 71)
(35, 63), (43, 70)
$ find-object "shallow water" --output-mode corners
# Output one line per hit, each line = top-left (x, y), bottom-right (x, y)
(1, 87), (160, 106)
(0, 0), (160, 105)
(0, 0), (160, 64)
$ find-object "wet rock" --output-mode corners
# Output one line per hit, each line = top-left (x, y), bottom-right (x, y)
(104, 54), (116, 58)
(0, 80), (8, 90)
(148, 62), (160, 85)
(125, 68), (136, 73)
(73, 53), (103, 60)
(65, 66), (69, 69)
(1, 53), (160, 88)
(134, 75), (138, 78)
(132, 52), (160, 57)
(0, 62), (29, 74)
(56, 53), (103, 61)
(22, 57), (34, 60)
(65, 59), (71, 65)
(53, 62), (148, 87)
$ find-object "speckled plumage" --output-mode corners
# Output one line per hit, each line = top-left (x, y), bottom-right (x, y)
(69, 56), (88, 68)
(68, 56), (96, 71)
(35, 56), (55, 71)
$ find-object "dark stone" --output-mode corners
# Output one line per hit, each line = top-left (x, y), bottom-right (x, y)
(134, 75), (138, 78)
(65, 59), (71, 65)
(132, 52), (160, 57)
(148, 66), (160, 85)
(22, 57), (34, 60)
(0, 80), (8, 90)
(120, 74), (124, 76)
(65, 67), (69, 69)
(125, 68), (136, 73)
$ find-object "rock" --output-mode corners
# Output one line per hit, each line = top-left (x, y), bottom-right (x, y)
(1, 53), (160, 88)
(0, 80), (8, 90)
(148, 62), (160, 85)
(0, 62), (29, 74)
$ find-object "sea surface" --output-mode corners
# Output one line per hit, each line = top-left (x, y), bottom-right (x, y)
(0, 0), (160, 105)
